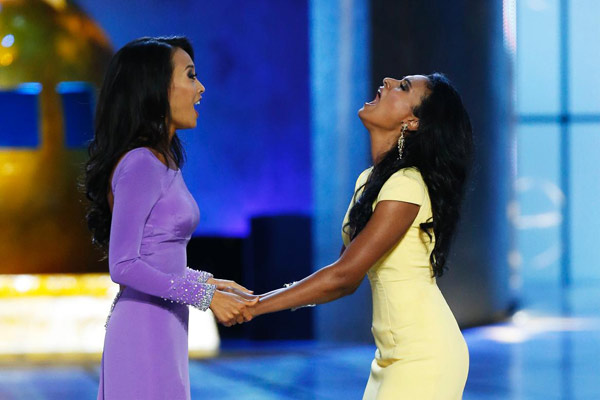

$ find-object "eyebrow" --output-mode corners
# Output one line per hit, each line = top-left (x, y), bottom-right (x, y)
(185, 65), (195, 70)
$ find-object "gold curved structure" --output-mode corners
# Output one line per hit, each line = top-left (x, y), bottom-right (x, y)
(0, 0), (112, 273)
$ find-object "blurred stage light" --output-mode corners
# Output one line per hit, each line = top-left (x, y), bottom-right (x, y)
(0, 274), (219, 361)
(1, 33), (14, 47)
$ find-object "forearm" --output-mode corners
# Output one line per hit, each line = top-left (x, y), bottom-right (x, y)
(111, 262), (216, 311)
(254, 264), (359, 316)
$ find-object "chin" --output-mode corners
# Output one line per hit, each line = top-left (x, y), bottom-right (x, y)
(358, 107), (371, 124)
(358, 107), (367, 120)
(177, 121), (197, 130)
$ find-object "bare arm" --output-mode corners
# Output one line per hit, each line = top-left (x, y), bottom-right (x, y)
(252, 200), (420, 317)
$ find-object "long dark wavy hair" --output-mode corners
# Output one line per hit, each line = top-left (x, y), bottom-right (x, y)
(345, 73), (473, 277)
(84, 36), (192, 253)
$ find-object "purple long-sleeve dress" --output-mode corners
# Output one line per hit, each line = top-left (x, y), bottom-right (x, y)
(97, 147), (216, 400)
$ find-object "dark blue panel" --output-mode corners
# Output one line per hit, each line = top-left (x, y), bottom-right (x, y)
(0, 83), (41, 148)
(57, 82), (95, 149)
(76, 0), (312, 237)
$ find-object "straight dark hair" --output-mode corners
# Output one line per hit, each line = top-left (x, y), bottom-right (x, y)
(84, 36), (193, 253)
(345, 73), (473, 277)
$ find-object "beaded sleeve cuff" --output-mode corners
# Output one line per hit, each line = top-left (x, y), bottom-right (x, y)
(197, 269), (213, 283)
(162, 268), (216, 311)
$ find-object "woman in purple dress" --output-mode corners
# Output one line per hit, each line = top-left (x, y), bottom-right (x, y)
(84, 36), (257, 399)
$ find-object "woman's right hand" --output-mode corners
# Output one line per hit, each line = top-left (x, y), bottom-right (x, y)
(209, 290), (259, 327)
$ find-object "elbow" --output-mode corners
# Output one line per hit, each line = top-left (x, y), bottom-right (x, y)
(339, 280), (361, 296)
(109, 259), (135, 286)
(328, 267), (362, 297)
(344, 280), (362, 295)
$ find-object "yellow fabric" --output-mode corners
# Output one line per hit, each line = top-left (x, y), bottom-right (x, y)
(342, 167), (469, 400)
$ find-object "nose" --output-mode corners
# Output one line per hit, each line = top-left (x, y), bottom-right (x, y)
(196, 79), (205, 94)
(383, 77), (398, 88)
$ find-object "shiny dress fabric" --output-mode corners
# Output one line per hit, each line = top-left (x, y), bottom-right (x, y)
(98, 148), (214, 400)
(342, 167), (469, 400)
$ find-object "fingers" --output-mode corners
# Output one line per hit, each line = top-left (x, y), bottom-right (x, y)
(235, 313), (245, 325)
(231, 282), (253, 294)
(212, 279), (254, 294)
(211, 291), (257, 327)
(229, 288), (257, 300)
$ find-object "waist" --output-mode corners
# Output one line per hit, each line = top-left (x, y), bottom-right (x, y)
(138, 245), (188, 274)
(368, 263), (434, 283)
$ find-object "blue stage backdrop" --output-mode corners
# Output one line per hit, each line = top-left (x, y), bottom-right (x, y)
(78, 0), (312, 237)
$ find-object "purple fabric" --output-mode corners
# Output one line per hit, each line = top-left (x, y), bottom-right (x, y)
(98, 147), (215, 400)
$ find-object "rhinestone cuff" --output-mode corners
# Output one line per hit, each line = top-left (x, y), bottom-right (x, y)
(162, 268), (216, 311)
(197, 269), (213, 283)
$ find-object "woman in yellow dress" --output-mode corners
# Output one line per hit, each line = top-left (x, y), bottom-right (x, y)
(244, 73), (473, 399)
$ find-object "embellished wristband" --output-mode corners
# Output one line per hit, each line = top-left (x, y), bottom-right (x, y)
(282, 281), (316, 312)
(192, 283), (216, 311)
(197, 269), (213, 283)
(162, 269), (217, 311)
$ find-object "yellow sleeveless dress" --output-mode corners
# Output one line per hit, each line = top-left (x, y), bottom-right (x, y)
(342, 167), (469, 400)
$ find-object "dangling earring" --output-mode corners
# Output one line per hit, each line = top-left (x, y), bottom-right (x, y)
(397, 124), (407, 160)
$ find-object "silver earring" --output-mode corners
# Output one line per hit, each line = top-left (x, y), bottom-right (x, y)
(397, 124), (407, 160)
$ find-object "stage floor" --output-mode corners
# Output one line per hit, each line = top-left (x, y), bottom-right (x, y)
(1, 285), (598, 399)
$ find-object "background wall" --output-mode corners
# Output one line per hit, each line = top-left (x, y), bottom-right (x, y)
(370, 0), (516, 326)
(78, 0), (312, 237)
(2, 0), (543, 342)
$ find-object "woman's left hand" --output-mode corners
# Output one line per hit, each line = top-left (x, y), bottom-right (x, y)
(207, 278), (254, 299)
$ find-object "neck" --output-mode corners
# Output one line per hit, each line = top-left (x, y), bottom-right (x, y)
(168, 125), (176, 143)
(368, 127), (398, 164)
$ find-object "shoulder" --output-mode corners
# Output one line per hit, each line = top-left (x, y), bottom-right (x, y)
(355, 167), (374, 190)
(115, 147), (167, 172)
(389, 167), (424, 184)
(111, 147), (170, 187)
(378, 167), (425, 205)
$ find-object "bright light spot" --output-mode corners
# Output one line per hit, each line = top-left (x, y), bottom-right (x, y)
(42, 0), (67, 10)
(502, 0), (517, 55)
(13, 275), (40, 293)
(0, 53), (14, 66)
(512, 310), (530, 325)
(46, 275), (78, 291)
(1, 34), (15, 48)
(481, 325), (529, 343)
(474, 314), (600, 344)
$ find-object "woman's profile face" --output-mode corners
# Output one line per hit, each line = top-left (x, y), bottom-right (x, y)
(168, 47), (205, 132)
(359, 75), (429, 132)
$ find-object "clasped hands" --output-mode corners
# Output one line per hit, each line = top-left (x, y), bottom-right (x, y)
(206, 278), (260, 327)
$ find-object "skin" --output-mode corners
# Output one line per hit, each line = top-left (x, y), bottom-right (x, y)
(108, 47), (257, 327)
(233, 76), (431, 323)
(167, 47), (205, 140)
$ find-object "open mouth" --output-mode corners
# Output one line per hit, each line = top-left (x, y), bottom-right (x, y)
(366, 88), (381, 105)
(193, 98), (201, 117)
